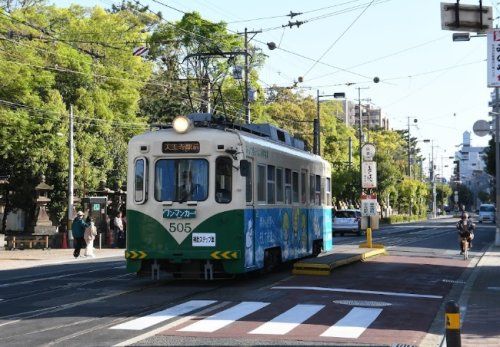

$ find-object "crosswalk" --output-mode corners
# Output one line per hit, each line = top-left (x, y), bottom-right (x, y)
(110, 299), (384, 339)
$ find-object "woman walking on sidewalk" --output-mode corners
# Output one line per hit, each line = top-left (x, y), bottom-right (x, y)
(71, 211), (89, 258)
(84, 216), (97, 258)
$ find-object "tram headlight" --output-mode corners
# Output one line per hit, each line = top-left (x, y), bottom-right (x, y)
(172, 116), (193, 134)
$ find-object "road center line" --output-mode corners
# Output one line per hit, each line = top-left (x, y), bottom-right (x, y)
(271, 286), (442, 299)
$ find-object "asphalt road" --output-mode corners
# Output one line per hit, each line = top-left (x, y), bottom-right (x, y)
(0, 217), (495, 346)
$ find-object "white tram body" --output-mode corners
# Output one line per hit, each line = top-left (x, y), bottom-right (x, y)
(126, 114), (332, 277)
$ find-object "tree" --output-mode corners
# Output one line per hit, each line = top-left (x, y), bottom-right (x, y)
(0, 5), (152, 230)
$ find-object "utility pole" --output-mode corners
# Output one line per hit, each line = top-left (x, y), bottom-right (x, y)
(431, 141), (437, 219)
(68, 105), (74, 248)
(316, 89), (321, 155)
(243, 28), (262, 124)
(495, 87), (500, 246)
(357, 87), (368, 188)
(407, 116), (412, 178)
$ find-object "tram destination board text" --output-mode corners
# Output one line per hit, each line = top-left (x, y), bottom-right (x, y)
(162, 141), (200, 153)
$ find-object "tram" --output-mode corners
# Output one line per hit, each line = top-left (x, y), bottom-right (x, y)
(126, 113), (332, 279)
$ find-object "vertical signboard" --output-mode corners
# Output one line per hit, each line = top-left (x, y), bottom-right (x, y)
(362, 161), (377, 189)
(487, 29), (500, 87)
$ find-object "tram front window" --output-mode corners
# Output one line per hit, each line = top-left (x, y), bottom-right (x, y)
(155, 159), (208, 202)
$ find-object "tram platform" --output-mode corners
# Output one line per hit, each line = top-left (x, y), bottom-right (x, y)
(293, 244), (387, 276)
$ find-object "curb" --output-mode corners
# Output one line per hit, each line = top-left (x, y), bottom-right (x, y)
(292, 247), (387, 276)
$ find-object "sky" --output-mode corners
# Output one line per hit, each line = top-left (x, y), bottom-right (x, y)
(52, 0), (497, 179)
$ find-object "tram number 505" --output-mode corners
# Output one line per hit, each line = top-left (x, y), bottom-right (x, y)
(168, 222), (192, 233)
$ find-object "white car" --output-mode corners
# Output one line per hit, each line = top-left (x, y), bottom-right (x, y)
(332, 209), (363, 236)
(478, 204), (496, 223)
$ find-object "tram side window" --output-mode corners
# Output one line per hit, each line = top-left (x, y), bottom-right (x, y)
(240, 160), (252, 203)
(215, 157), (232, 203)
(315, 175), (321, 205)
(257, 164), (266, 203)
(285, 168), (292, 204)
(267, 165), (276, 204)
(134, 158), (147, 203)
(276, 168), (284, 203)
(301, 171), (307, 204)
(292, 171), (299, 203)
(326, 177), (331, 206)
(309, 174), (315, 203)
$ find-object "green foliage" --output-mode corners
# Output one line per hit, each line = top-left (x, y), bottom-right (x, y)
(0, 5), (151, 230)
(381, 214), (427, 224)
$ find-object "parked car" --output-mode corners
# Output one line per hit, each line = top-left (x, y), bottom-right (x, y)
(478, 204), (496, 223)
(332, 209), (363, 236)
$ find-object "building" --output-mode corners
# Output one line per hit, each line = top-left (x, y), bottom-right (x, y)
(454, 131), (489, 208)
(338, 100), (389, 130)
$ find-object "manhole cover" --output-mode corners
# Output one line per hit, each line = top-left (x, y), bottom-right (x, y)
(332, 299), (392, 307)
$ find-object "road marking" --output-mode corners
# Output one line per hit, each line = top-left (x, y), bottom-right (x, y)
(320, 307), (382, 338)
(110, 300), (216, 330)
(178, 301), (269, 333)
(114, 301), (231, 347)
(272, 286), (442, 299)
(249, 304), (324, 335)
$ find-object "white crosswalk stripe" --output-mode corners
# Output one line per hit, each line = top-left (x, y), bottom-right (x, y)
(111, 299), (385, 339)
(249, 304), (324, 335)
(110, 300), (216, 330)
(178, 301), (269, 333)
(320, 307), (382, 338)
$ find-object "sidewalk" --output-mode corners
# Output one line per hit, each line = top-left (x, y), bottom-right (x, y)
(460, 245), (500, 346)
(0, 248), (125, 270)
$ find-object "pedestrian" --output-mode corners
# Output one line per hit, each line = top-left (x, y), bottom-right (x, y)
(84, 216), (97, 258)
(456, 212), (475, 254)
(71, 211), (89, 258)
(114, 212), (125, 248)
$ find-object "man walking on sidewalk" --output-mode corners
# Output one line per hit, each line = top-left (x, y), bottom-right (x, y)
(72, 211), (89, 258)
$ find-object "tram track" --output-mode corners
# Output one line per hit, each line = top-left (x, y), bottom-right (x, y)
(0, 277), (230, 345)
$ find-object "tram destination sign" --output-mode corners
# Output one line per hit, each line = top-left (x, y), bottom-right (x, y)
(162, 141), (200, 153)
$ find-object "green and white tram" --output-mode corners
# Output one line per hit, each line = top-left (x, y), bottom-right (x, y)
(126, 113), (332, 278)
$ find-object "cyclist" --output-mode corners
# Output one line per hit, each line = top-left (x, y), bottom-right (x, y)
(456, 212), (474, 254)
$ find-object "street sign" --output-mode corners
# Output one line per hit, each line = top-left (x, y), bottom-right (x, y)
(361, 143), (376, 161)
(473, 119), (490, 137)
(488, 29), (500, 87)
(361, 194), (378, 217)
(362, 161), (377, 188)
(441, 2), (492, 33)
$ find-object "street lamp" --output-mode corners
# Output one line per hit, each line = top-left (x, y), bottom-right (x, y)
(316, 91), (346, 156)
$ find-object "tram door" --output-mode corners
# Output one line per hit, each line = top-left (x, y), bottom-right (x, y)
(301, 170), (310, 254)
(241, 158), (256, 268)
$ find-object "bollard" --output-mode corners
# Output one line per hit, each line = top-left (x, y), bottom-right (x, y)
(445, 300), (461, 347)
(366, 228), (373, 248)
(61, 232), (68, 249)
(99, 233), (102, 250)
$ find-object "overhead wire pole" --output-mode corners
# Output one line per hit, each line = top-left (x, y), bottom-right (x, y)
(68, 105), (74, 248)
(495, 87), (500, 246)
(242, 28), (262, 124)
